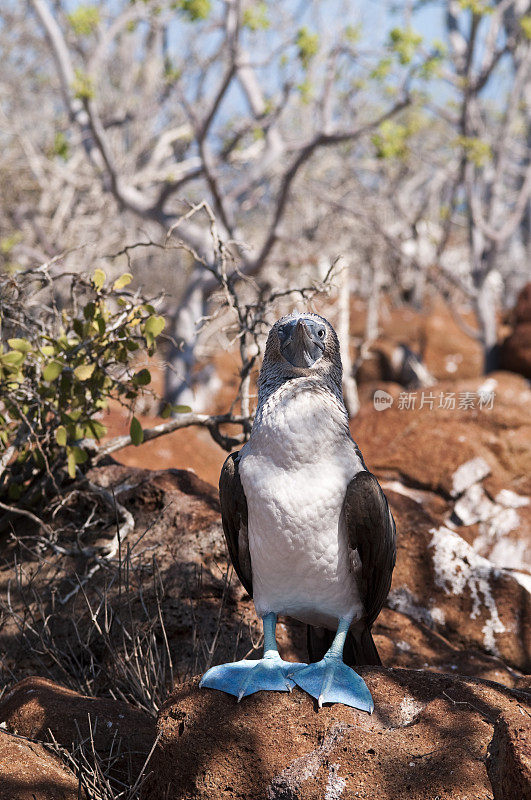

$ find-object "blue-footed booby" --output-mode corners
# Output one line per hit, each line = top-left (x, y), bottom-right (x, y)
(200, 312), (396, 711)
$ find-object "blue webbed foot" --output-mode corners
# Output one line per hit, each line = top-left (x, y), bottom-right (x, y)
(288, 656), (374, 712)
(200, 652), (307, 701)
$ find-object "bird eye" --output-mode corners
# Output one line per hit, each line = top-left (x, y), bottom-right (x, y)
(317, 328), (325, 339)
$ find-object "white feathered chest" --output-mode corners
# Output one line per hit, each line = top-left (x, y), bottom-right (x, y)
(238, 379), (365, 629)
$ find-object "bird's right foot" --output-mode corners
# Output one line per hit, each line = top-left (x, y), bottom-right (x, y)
(200, 652), (307, 701)
(288, 655), (374, 712)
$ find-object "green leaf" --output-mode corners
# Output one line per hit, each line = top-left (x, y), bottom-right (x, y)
(370, 57), (392, 81)
(455, 135), (492, 167)
(7, 338), (32, 353)
(85, 419), (107, 440)
(51, 131), (69, 161)
(372, 120), (409, 160)
(0, 232), (22, 255)
(8, 484), (22, 500)
(83, 301), (96, 320)
(74, 363), (96, 381)
(130, 416), (144, 446)
(113, 272), (133, 290)
(67, 450), (76, 479)
(161, 403), (191, 418)
(67, 5), (100, 36)
(521, 15), (531, 39)
(174, 0), (211, 21)
(344, 23), (361, 44)
(72, 68), (95, 101)
(144, 315), (165, 338)
(42, 360), (63, 382)
(92, 268), (106, 290)
(242, 2), (269, 31)
(73, 318), (85, 337)
(388, 27), (422, 65)
(133, 368), (151, 386)
(72, 445), (88, 464)
(458, 0), (494, 13)
(55, 425), (67, 446)
(1, 350), (25, 367)
(296, 27), (319, 70)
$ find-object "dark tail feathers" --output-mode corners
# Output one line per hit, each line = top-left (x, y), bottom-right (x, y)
(307, 624), (381, 667)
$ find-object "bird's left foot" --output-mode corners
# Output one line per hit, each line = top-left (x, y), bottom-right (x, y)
(288, 655), (374, 712)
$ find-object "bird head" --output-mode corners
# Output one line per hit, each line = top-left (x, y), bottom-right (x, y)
(258, 312), (343, 400)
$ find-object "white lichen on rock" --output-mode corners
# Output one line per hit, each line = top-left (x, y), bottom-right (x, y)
(398, 696), (426, 726)
(453, 484), (497, 526)
(451, 457), (491, 497)
(451, 482), (530, 589)
(430, 606), (446, 625)
(387, 587), (439, 628)
(429, 526), (505, 654)
(324, 763), (346, 800)
(495, 489), (530, 509)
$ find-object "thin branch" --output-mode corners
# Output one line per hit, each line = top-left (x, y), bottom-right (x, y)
(251, 95), (411, 272)
(0, 501), (52, 535)
(92, 412), (247, 462)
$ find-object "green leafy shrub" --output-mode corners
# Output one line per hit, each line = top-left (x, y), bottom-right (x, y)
(455, 135), (492, 167)
(243, 2), (269, 31)
(296, 27), (319, 70)
(372, 119), (410, 160)
(66, 5), (100, 36)
(172, 0), (211, 21)
(0, 264), (165, 502)
(388, 27), (423, 65)
(72, 69), (95, 101)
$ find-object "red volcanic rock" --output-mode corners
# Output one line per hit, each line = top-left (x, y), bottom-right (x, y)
(352, 372), (531, 671)
(374, 607), (531, 692)
(387, 490), (530, 673)
(501, 322), (531, 379)
(354, 371), (531, 498)
(511, 283), (531, 325)
(356, 301), (484, 392)
(0, 730), (78, 800)
(487, 707), (531, 800)
(142, 672), (531, 800)
(501, 283), (531, 379)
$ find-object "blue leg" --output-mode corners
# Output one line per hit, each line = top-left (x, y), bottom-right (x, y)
(199, 613), (307, 701)
(288, 619), (374, 713)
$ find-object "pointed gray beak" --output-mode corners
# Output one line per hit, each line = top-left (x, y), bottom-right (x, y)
(279, 318), (325, 368)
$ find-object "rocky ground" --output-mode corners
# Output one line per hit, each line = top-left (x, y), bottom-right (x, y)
(0, 293), (530, 799)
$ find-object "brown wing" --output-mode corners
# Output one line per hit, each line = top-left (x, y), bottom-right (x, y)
(219, 451), (252, 597)
(343, 470), (396, 627)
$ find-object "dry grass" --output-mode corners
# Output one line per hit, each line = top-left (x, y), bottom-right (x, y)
(0, 503), (187, 797)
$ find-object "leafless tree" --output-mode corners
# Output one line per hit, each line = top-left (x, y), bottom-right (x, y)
(1, 0), (528, 403)
(2, 0), (411, 407)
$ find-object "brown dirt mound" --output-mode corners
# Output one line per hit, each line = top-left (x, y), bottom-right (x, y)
(142, 671), (531, 800)
(0, 730), (78, 800)
(0, 677), (156, 782)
